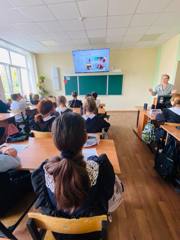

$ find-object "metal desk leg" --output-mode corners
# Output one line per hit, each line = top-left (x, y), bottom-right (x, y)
(0, 221), (18, 240)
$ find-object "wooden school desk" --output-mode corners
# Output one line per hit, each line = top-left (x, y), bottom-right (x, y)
(11, 137), (121, 174)
(0, 113), (16, 122)
(72, 108), (81, 114)
(161, 124), (180, 142)
(28, 105), (38, 111)
(0, 113), (16, 127)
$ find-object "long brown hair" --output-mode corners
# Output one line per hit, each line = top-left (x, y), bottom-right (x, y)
(45, 112), (90, 211)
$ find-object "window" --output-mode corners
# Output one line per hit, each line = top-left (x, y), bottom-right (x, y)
(0, 46), (36, 99)
(10, 51), (26, 68)
(21, 68), (30, 95)
(10, 67), (21, 93)
(0, 64), (10, 99)
(0, 48), (10, 64)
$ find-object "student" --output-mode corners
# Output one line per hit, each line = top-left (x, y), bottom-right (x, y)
(0, 99), (9, 113)
(31, 112), (115, 224)
(149, 74), (176, 96)
(29, 93), (40, 105)
(10, 93), (27, 122)
(85, 93), (91, 99)
(68, 91), (82, 108)
(156, 93), (180, 123)
(91, 92), (101, 107)
(31, 99), (58, 132)
(0, 148), (32, 216)
(56, 96), (72, 116)
(48, 96), (57, 109)
(83, 97), (110, 133)
(0, 148), (20, 172)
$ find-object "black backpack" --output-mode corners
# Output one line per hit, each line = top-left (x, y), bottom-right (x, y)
(0, 169), (32, 217)
(155, 136), (176, 180)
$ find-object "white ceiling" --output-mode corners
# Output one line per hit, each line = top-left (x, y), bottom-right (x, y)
(0, 0), (180, 53)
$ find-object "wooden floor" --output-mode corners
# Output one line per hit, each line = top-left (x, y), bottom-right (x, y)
(1, 112), (180, 240)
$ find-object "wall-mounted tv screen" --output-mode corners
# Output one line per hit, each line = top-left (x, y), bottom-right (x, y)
(72, 48), (110, 73)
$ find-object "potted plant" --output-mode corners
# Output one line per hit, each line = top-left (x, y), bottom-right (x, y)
(37, 75), (48, 97)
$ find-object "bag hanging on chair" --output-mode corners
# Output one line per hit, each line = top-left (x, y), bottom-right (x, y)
(108, 175), (124, 213)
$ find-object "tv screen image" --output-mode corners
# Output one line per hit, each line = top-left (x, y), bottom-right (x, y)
(72, 48), (110, 73)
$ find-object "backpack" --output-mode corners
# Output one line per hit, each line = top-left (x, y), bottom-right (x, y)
(0, 169), (32, 217)
(155, 136), (176, 180)
(108, 175), (124, 213)
(142, 121), (156, 144)
(6, 132), (28, 143)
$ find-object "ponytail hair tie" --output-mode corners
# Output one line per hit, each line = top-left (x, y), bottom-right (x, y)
(61, 150), (74, 159)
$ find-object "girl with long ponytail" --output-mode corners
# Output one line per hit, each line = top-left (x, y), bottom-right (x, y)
(32, 112), (115, 232)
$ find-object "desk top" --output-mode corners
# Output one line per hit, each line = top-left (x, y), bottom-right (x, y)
(28, 105), (38, 111)
(0, 113), (16, 121)
(72, 108), (81, 114)
(144, 111), (157, 120)
(161, 125), (180, 142)
(12, 138), (121, 174)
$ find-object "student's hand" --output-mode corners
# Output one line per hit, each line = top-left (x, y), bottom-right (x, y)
(171, 89), (177, 94)
(3, 148), (17, 158)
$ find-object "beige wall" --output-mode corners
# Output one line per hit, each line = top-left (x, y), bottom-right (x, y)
(36, 48), (157, 110)
(174, 61), (180, 92)
(155, 34), (180, 86)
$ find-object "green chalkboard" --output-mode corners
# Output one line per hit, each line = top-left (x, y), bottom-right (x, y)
(108, 75), (123, 95)
(64, 74), (123, 95)
(79, 75), (107, 95)
(64, 76), (78, 95)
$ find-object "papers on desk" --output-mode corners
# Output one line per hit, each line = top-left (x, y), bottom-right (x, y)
(82, 148), (98, 160)
(84, 135), (98, 147)
(7, 144), (29, 152)
(149, 109), (162, 116)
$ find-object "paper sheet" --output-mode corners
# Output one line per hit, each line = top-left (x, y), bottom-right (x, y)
(8, 144), (29, 152)
(82, 148), (98, 160)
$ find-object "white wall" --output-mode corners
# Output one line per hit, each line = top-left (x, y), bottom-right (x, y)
(36, 48), (157, 110)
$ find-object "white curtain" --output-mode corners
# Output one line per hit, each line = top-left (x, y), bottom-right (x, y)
(27, 53), (38, 93)
(0, 76), (5, 101)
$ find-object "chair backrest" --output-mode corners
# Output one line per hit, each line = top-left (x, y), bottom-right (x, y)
(165, 122), (180, 126)
(31, 130), (52, 139)
(28, 212), (107, 235)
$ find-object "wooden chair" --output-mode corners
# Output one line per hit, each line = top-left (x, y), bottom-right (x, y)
(31, 130), (52, 138)
(27, 212), (107, 240)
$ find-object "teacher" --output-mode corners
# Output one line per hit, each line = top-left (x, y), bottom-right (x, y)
(149, 74), (176, 96)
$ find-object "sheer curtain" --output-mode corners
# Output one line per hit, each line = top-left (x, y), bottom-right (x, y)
(0, 76), (5, 101)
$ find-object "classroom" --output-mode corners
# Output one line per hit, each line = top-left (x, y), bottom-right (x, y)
(0, 0), (180, 240)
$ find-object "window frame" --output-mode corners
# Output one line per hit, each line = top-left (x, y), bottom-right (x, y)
(0, 46), (33, 98)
